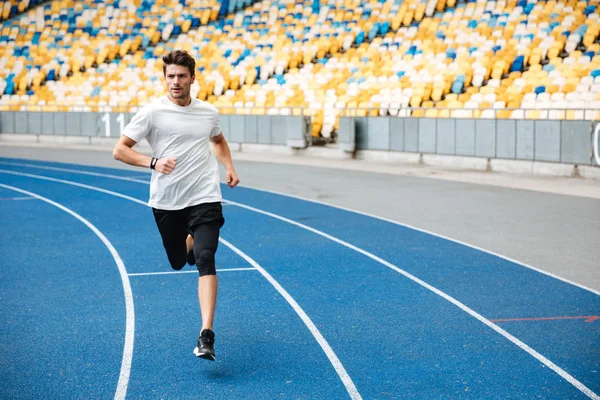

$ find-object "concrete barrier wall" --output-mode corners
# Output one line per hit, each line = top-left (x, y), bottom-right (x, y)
(0, 111), (134, 137)
(2, 111), (599, 169)
(339, 116), (597, 166)
(0, 111), (310, 148)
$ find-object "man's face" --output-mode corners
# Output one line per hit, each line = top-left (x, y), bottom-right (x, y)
(164, 64), (194, 101)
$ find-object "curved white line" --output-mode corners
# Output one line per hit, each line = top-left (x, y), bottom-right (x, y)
(2, 167), (598, 398)
(0, 161), (150, 183)
(223, 199), (600, 400)
(219, 238), (361, 400)
(0, 170), (362, 400)
(0, 183), (135, 400)
(2, 160), (597, 297)
(0, 169), (148, 206)
(235, 184), (600, 297)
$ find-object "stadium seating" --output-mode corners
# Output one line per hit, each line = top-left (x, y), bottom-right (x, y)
(1, 0), (599, 138)
(0, 0), (232, 110)
(1, 0), (46, 22)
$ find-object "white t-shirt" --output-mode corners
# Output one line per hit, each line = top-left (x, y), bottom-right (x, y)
(123, 96), (223, 210)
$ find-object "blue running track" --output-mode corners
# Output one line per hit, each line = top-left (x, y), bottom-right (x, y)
(0, 157), (598, 399)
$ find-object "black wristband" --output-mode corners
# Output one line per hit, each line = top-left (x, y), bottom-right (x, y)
(150, 157), (158, 170)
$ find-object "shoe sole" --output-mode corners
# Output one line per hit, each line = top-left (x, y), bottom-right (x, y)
(193, 346), (216, 361)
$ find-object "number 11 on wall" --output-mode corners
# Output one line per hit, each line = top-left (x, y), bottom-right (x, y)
(102, 113), (125, 137)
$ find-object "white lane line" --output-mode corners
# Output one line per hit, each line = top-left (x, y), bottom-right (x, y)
(4, 160), (597, 297)
(236, 184), (600, 297)
(0, 170), (362, 400)
(0, 161), (150, 184)
(0, 169), (148, 206)
(0, 196), (37, 201)
(222, 199), (600, 400)
(128, 268), (257, 276)
(218, 238), (361, 399)
(0, 183), (135, 400)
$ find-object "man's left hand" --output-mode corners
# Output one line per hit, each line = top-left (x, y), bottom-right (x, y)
(226, 169), (240, 188)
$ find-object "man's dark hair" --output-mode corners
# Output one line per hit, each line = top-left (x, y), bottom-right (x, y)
(162, 50), (196, 77)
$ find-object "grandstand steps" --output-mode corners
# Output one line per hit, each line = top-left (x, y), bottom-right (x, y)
(3, 0), (600, 139)
(0, 0), (265, 108)
(1, 0), (49, 22)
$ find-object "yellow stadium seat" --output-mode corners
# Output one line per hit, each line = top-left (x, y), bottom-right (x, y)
(497, 110), (511, 119)
(410, 96), (422, 107)
(425, 108), (438, 117)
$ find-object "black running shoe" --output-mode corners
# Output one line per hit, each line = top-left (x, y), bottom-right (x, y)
(194, 329), (216, 360)
(186, 249), (195, 266)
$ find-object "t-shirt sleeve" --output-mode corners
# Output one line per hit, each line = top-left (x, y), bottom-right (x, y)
(209, 109), (222, 138)
(122, 106), (152, 143)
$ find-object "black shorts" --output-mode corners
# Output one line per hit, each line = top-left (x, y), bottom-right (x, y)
(152, 202), (225, 273)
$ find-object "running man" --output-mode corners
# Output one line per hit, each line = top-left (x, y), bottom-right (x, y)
(113, 49), (240, 361)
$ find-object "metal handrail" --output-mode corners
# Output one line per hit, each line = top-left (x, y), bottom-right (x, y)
(338, 107), (600, 119)
(4, 104), (600, 117)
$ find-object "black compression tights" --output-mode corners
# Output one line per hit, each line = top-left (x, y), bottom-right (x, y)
(164, 219), (221, 276)
(190, 219), (221, 276)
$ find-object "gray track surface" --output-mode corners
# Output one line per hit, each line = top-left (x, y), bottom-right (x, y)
(1, 144), (599, 293)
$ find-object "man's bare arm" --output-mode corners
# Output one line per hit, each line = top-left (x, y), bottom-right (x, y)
(113, 135), (176, 174)
(211, 132), (240, 188)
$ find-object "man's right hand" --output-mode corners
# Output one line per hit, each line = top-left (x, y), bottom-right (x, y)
(156, 158), (177, 174)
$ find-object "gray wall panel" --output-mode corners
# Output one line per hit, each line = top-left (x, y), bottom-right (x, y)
(496, 120), (516, 159)
(0, 111), (15, 133)
(111, 113), (125, 137)
(270, 117), (285, 145)
(475, 120), (496, 157)
(257, 116), (271, 144)
(96, 112), (108, 137)
(81, 113), (97, 136)
(390, 118), (405, 151)
(367, 117), (390, 150)
(14, 112), (29, 134)
(220, 115), (230, 139)
(42, 112), (55, 134)
(66, 113), (81, 135)
(355, 117), (368, 150)
(229, 116), (245, 143)
(516, 120), (534, 160)
(535, 120), (561, 162)
(338, 117), (355, 151)
(418, 118), (436, 153)
(436, 119), (455, 154)
(244, 115), (258, 143)
(54, 112), (67, 135)
(284, 116), (306, 147)
(28, 112), (43, 134)
(561, 121), (591, 165)
(455, 119), (476, 156)
(404, 118), (419, 152)
(270, 117), (292, 145)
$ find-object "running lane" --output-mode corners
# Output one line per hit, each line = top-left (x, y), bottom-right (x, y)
(0, 170), (356, 399)
(215, 203), (595, 399)
(0, 185), (125, 399)
(223, 186), (600, 397)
